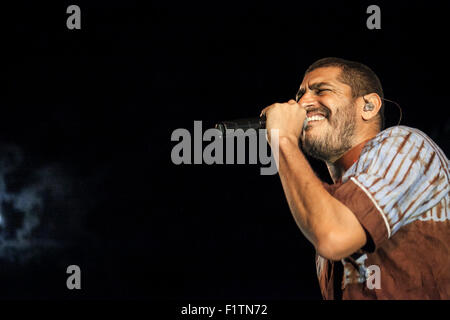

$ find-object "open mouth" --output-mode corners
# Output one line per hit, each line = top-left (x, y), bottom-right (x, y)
(306, 114), (326, 122)
(306, 109), (329, 123)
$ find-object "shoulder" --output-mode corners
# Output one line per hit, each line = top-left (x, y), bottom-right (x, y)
(345, 126), (449, 183)
(367, 126), (434, 151)
(362, 126), (448, 169)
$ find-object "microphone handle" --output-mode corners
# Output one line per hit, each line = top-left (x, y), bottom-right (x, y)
(215, 115), (266, 135)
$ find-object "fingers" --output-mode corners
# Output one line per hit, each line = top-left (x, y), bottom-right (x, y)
(261, 100), (299, 116)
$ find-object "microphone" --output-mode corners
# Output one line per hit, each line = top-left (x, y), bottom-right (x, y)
(215, 114), (266, 136)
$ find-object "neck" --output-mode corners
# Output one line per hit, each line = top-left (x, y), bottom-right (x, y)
(326, 130), (377, 183)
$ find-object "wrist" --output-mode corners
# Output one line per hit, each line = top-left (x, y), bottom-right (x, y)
(278, 135), (300, 148)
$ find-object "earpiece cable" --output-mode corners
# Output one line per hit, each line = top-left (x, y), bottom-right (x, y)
(382, 98), (403, 126)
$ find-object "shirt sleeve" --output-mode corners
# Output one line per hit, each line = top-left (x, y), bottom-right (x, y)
(326, 127), (449, 251)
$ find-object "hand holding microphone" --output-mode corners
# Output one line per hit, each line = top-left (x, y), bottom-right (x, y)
(261, 99), (306, 145)
(215, 100), (306, 144)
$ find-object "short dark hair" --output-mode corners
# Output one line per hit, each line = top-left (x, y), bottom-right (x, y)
(305, 57), (385, 130)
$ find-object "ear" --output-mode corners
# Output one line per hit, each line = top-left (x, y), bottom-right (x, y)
(360, 93), (382, 121)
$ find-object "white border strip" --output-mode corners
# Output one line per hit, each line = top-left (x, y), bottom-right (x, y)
(350, 177), (391, 238)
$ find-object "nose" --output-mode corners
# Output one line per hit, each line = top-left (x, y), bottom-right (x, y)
(298, 91), (318, 109)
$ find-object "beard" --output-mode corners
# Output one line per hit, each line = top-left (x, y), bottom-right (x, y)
(300, 101), (356, 162)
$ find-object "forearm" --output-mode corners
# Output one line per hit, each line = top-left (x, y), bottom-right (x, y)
(276, 136), (366, 259)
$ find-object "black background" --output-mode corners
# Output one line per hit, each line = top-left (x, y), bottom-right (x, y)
(1, 0), (449, 301)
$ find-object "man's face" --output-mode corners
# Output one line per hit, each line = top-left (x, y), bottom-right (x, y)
(297, 67), (357, 162)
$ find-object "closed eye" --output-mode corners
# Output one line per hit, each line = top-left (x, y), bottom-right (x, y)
(315, 89), (330, 95)
(296, 85), (332, 101)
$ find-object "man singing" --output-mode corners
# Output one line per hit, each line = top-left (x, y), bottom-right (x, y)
(261, 57), (449, 299)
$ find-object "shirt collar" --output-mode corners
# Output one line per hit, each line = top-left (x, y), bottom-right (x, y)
(335, 139), (372, 172)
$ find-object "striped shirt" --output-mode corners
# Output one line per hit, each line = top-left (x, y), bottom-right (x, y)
(317, 126), (449, 299)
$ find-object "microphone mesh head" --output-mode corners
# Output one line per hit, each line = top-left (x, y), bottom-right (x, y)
(215, 123), (226, 137)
